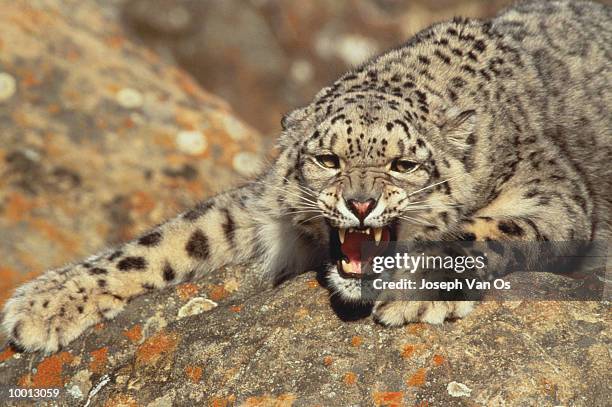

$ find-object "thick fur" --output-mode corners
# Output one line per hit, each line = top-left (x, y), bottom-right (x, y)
(3, 0), (610, 353)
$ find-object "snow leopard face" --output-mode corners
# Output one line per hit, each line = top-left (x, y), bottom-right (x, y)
(280, 89), (478, 292)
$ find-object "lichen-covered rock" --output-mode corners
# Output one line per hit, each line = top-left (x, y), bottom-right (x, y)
(0, 0), (263, 306)
(1, 270), (610, 406)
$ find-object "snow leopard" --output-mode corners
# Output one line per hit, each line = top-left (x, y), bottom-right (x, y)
(3, 0), (610, 353)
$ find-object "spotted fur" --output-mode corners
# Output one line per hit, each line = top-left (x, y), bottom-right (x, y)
(3, 0), (610, 353)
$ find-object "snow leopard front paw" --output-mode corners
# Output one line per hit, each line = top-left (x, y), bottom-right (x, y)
(372, 300), (475, 327)
(2, 269), (121, 353)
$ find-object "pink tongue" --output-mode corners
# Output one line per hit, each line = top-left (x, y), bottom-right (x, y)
(342, 232), (369, 266)
(341, 229), (390, 274)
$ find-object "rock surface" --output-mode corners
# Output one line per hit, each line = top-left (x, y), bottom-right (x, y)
(0, 1), (610, 406)
(1, 269), (610, 406)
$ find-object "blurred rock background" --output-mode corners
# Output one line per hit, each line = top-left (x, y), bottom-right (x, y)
(121, 0), (514, 136)
(0, 0), (263, 306)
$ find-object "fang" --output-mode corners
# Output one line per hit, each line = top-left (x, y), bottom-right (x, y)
(374, 227), (383, 246)
(338, 228), (346, 244)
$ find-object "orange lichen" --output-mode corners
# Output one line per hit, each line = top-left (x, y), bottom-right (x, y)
(123, 324), (143, 343)
(372, 391), (404, 407)
(0, 266), (38, 307)
(176, 283), (199, 300)
(306, 279), (319, 288)
(230, 305), (242, 313)
(175, 72), (207, 103)
(0, 346), (16, 362)
(103, 394), (138, 407)
(4, 192), (36, 222)
(343, 372), (357, 385)
(89, 347), (108, 374)
(21, 70), (42, 87)
(406, 368), (427, 387)
(94, 323), (105, 331)
(401, 344), (416, 359)
(323, 356), (333, 366)
(432, 354), (445, 366)
(30, 218), (80, 255)
(185, 366), (203, 383)
(105, 35), (126, 50)
(18, 352), (73, 388)
(406, 323), (425, 335)
(130, 191), (156, 215)
(209, 285), (229, 301)
(209, 395), (236, 407)
(136, 331), (179, 367)
(351, 336), (363, 347)
(243, 393), (296, 407)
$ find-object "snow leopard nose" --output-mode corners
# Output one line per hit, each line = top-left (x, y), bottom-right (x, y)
(346, 198), (376, 222)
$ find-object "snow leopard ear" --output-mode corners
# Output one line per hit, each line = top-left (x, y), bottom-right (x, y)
(281, 106), (309, 131)
(435, 107), (477, 150)
(278, 106), (312, 149)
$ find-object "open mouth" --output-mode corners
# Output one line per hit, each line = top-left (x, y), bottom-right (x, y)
(329, 225), (396, 279)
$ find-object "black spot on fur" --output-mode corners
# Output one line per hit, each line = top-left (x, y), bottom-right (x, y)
(108, 250), (123, 261)
(222, 209), (235, 245)
(12, 322), (23, 342)
(89, 267), (107, 275)
(498, 220), (524, 236)
(417, 55), (431, 65)
(117, 256), (147, 271)
(163, 263), (176, 282)
(43, 300), (49, 308)
(186, 229), (210, 259)
(183, 201), (213, 221)
(434, 49), (451, 64)
(439, 211), (449, 224)
(474, 40), (486, 52)
(138, 231), (162, 247)
(461, 65), (476, 76)
(98, 279), (106, 288)
(77, 305), (84, 314)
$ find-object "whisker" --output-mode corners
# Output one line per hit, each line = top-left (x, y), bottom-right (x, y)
(298, 214), (326, 225)
(255, 181), (320, 206)
(398, 215), (435, 227)
(408, 176), (461, 197)
(285, 209), (323, 215)
(402, 204), (462, 211)
(281, 177), (318, 197)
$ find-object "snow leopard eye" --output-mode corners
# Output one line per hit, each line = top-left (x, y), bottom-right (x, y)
(314, 154), (341, 169)
(390, 159), (420, 173)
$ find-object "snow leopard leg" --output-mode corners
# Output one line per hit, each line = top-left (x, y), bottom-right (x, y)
(1, 183), (308, 353)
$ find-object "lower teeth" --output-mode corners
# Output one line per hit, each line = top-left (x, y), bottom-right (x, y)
(341, 259), (353, 274)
